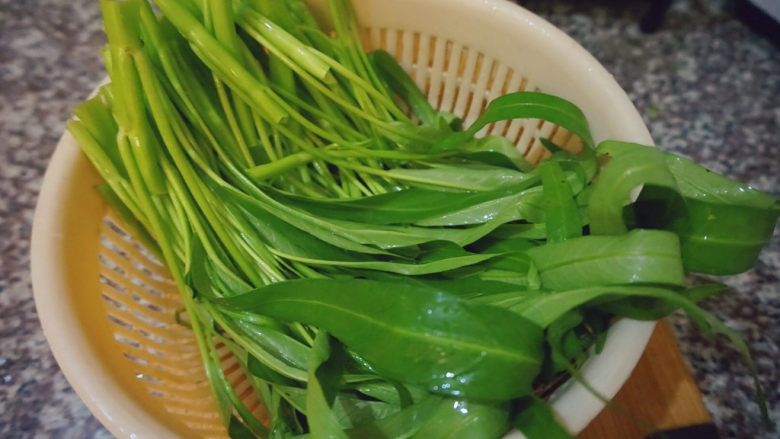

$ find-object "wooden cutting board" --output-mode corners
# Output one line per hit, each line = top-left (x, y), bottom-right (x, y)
(578, 320), (713, 438)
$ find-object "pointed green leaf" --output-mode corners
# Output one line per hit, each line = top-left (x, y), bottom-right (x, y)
(431, 92), (594, 152)
(526, 229), (685, 291)
(514, 396), (574, 439)
(212, 278), (544, 401)
(538, 160), (582, 242)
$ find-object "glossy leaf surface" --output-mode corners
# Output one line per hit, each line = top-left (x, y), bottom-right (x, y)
(212, 278), (544, 401)
(526, 229), (685, 291)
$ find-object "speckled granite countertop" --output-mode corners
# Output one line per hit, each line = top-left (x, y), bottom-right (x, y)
(1, 0), (777, 438)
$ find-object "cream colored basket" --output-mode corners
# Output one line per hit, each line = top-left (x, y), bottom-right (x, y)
(31, 0), (656, 437)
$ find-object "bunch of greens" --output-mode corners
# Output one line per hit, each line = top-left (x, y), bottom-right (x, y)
(69, 0), (779, 437)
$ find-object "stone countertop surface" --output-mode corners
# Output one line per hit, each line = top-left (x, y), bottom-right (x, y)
(0, 0), (777, 437)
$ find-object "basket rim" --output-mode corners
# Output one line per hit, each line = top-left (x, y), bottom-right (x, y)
(31, 132), (186, 438)
(31, 0), (656, 437)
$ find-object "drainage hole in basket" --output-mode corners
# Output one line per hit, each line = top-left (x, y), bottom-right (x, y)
(107, 313), (133, 330)
(129, 275), (166, 299)
(129, 257), (169, 282)
(101, 293), (129, 311)
(145, 346), (166, 358)
(138, 328), (167, 345)
(123, 352), (150, 367)
(131, 293), (167, 314)
(99, 234), (130, 260)
(134, 244), (164, 266)
(99, 253), (127, 276)
(99, 274), (128, 295)
(135, 373), (163, 385)
(102, 216), (134, 241)
(133, 311), (169, 331)
(114, 333), (141, 349)
(102, 216), (165, 267)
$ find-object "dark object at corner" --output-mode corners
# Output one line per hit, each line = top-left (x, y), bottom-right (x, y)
(646, 423), (719, 439)
(735, 0), (780, 49)
(638, 0), (780, 48)
(640, 0), (674, 33)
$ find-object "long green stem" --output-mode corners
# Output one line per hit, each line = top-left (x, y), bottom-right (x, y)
(101, 0), (168, 194)
(154, 0), (288, 123)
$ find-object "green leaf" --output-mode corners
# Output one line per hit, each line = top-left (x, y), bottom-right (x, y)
(229, 180), (539, 253)
(456, 135), (533, 172)
(413, 186), (544, 227)
(330, 394), (404, 429)
(71, 91), (126, 178)
(636, 153), (779, 274)
(268, 392), (303, 438)
(350, 381), (428, 406)
(410, 398), (511, 439)
(230, 193), (513, 276)
(263, 183), (538, 226)
(669, 199), (778, 275)
(247, 354), (298, 386)
(538, 160), (582, 242)
(377, 120), (454, 152)
(228, 415), (258, 439)
(514, 284), (712, 328)
(369, 49), (439, 127)
(265, 222), (495, 275)
(510, 284), (769, 423)
(542, 310), (586, 379)
(596, 284), (727, 321)
(306, 332), (349, 439)
(514, 396), (574, 439)
(589, 141), (778, 274)
(386, 163), (535, 192)
(216, 182), (391, 256)
(383, 275), (538, 301)
(525, 229), (685, 291)
(665, 154), (777, 209)
(229, 414), (259, 439)
(211, 278), (544, 401)
(587, 141), (678, 235)
(547, 144), (598, 191)
(215, 316), (311, 382)
(487, 223), (547, 240)
(340, 395), (442, 438)
(539, 137), (564, 155)
(431, 92), (594, 152)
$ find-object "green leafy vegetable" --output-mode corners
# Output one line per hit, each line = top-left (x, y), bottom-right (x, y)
(70, 0), (777, 437)
(526, 230), (685, 291)
(306, 332), (349, 438)
(635, 152), (780, 274)
(538, 160), (582, 242)
(514, 396), (574, 439)
(212, 278), (544, 401)
(431, 92), (594, 153)
(587, 141), (678, 235)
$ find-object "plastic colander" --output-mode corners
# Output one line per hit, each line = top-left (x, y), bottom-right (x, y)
(31, 0), (657, 437)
